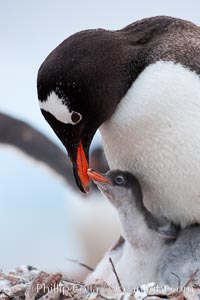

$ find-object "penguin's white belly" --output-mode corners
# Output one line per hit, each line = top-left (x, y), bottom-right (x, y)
(100, 61), (200, 226)
(86, 240), (162, 287)
(107, 242), (161, 287)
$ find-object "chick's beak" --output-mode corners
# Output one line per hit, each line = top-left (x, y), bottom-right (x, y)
(87, 169), (110, 183)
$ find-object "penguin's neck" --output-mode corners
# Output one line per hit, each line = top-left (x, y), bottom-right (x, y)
(117, 201), (159, 249)
(100, 60), (200, 226)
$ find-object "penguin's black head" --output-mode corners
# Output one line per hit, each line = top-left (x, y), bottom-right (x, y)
(87, 168), (142, 207)
(37, 29), (135, 193)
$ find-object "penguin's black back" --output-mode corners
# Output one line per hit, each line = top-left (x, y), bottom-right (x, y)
(120, 16), (200, 76)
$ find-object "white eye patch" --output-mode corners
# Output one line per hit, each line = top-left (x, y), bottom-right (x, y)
(39, 91), (82, 125)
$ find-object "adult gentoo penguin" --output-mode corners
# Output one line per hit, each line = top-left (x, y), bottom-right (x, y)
(86, 169), (178, 287)
(37, 16), (200, 226)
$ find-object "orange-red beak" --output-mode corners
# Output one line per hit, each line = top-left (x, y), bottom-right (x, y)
(87, 169), (110, 183)
(75, 142), (90, 193)
(41, 109), (92, 193)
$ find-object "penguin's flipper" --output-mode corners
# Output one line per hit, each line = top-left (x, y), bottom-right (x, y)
(157, 222), (180, 241)
(144, 209), (180, 241)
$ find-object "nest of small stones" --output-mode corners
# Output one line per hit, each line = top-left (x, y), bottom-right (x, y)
(0, 266), (199, 300)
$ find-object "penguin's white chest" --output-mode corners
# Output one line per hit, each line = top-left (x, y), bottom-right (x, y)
(86, 239), (163, 287)
(100, 61), (200, 226)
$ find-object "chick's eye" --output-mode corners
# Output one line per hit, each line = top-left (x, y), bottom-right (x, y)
(114, 176), (125, 185)
(71, 111), (82, 124)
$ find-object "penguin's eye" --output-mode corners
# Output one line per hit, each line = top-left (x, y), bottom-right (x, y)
(71, 111), (82, 124)
(114, 176), (125, 185)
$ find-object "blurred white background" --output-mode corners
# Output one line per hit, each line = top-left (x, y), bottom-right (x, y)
(0, 0), (199, 276)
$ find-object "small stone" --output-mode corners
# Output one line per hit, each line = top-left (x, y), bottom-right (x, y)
(25, 271), (62, 300)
